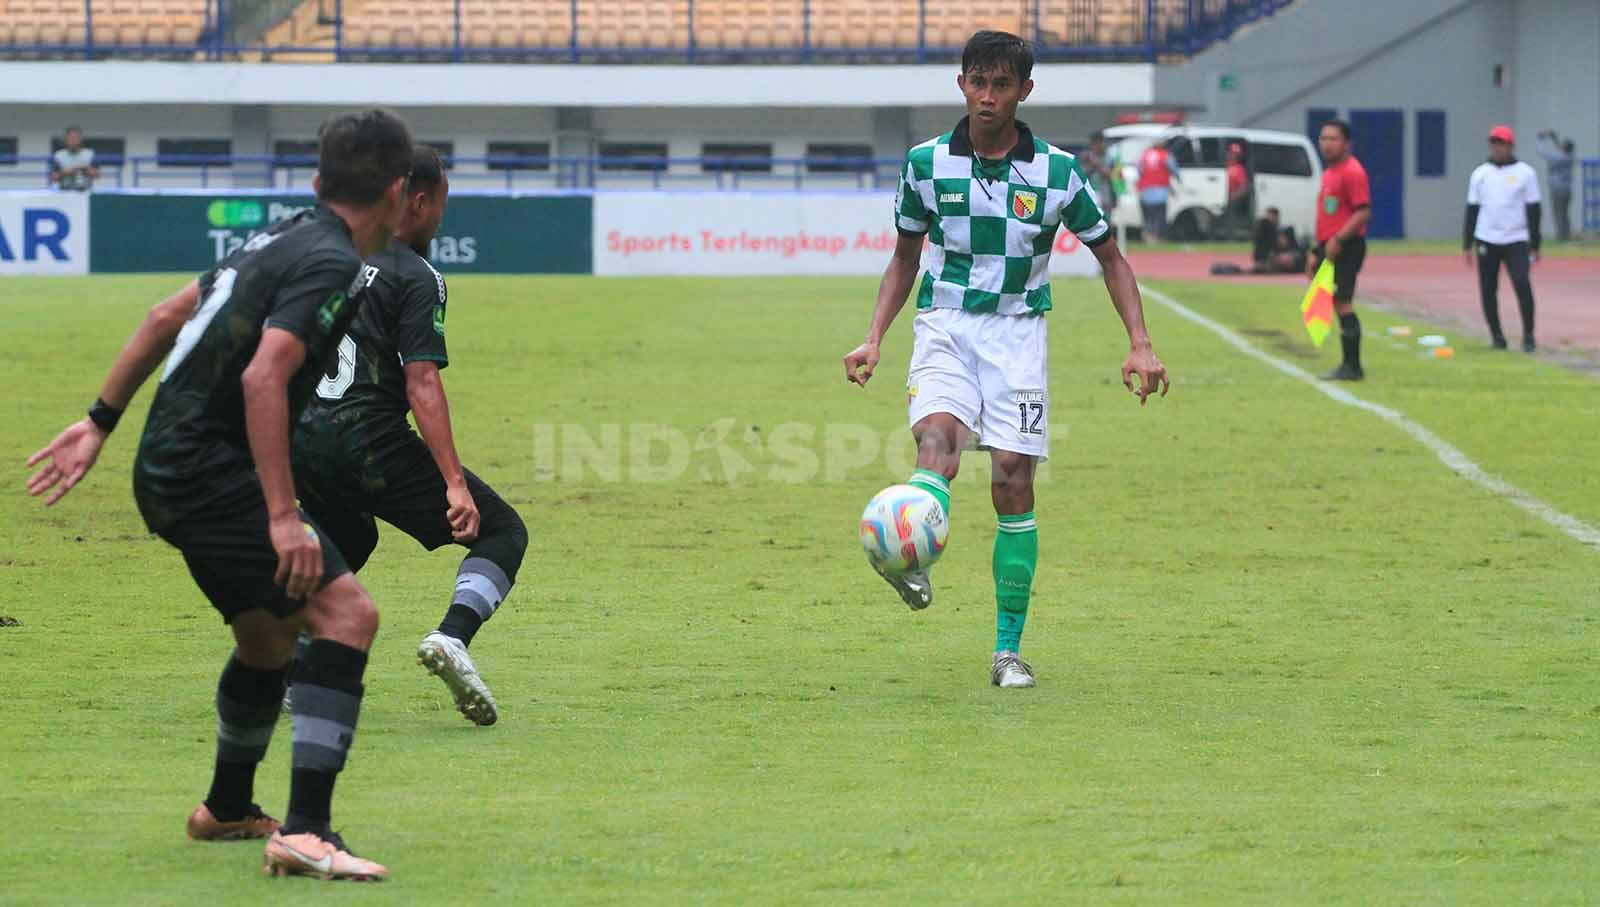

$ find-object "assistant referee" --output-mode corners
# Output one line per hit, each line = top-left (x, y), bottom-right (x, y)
(1307, 118), (1372, 381)
(1465, 125), (1542, 352)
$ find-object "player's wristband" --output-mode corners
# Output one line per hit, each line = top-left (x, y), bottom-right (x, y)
(87, 397), (123, 433)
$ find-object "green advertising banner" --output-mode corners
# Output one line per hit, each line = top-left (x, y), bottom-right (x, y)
(90, 193), (592, 274)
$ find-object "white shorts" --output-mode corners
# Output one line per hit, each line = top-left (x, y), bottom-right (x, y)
(906, 307), (1049, 460)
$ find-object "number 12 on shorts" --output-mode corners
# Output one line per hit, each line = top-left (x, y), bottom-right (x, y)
(1017, 402), (1044, 435)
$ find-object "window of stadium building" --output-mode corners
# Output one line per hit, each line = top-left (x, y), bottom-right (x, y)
(701, 143), (773, 173)
(272, 139), (318, 166)
(599, 142), (668, 171)
(157, 138), (232, 167)
(486, 142), (552, 171)
(805, 143), (875, 173)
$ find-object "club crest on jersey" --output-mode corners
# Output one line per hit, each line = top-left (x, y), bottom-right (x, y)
(1012, 190), (1038, 220)
(316, 291), (347, 332)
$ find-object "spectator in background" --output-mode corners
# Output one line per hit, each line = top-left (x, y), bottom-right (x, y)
(1465, 125), (1541, 352)
(1079, 130), (1116, 220)
(1251, 206), (1307, 273)
(1137, 142), (1179, 241)
(1223, 143), (1251, 238)
(1535, 129), (1575, 242)
(50, 126), (99, 192)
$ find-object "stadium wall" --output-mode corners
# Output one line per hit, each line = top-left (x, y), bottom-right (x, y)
(3, 190), (1102, 278)
(0, 61), (1165, 191)
(1158, 0), (1600, 239)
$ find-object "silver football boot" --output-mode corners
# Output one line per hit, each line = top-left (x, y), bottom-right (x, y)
(991, 650), (1036, 688)
(417, 631), (499, 726)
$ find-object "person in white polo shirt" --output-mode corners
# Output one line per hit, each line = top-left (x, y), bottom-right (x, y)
(1464, 125), (1542, 352)
(49, 126), (100, 192)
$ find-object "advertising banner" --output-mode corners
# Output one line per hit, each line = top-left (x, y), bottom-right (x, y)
(90, 193), (591, 274)
(593, 192), (1100, 277)
(0, 192), (90, 276)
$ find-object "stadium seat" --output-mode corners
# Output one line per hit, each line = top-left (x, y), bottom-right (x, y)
(12, 20), (40, 51)
(144, 20), (173, 45)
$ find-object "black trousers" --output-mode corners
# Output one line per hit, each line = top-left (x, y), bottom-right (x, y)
(1475, 240), (1535, 342)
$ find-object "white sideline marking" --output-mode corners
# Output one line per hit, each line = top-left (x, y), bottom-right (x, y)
(1140, 285), (1600, 551)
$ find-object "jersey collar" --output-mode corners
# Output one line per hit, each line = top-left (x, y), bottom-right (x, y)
(948, 116), (1037, 162)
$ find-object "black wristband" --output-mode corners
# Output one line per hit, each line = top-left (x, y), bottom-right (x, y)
(87, 397), (123, 433)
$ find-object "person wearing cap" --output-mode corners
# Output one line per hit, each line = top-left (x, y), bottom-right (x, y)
(1465, 125), (1542, 352)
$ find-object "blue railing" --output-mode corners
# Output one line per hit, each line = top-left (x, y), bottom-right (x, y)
(1, 154), (903, 192)
(1584, 160), (1600, 233)
(0, 0), (1295, 64)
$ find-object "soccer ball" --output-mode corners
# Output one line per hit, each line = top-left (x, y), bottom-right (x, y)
(859, 484), (948, 574)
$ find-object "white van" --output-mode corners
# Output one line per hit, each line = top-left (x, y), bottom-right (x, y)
(1101, 124), (1322, 242)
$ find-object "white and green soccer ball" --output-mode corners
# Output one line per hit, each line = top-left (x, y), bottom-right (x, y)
(859, 484), (948, 574)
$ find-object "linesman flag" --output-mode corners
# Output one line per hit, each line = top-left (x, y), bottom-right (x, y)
(1300, 259), (1335, 347)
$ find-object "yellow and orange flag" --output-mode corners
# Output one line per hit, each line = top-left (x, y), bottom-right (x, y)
(1299, 259), (1335, 347)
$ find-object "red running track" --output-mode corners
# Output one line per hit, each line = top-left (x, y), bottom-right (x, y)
(1126, 250), (1600, 352)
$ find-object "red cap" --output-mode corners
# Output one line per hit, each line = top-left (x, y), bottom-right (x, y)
(1488, 125), (1515, 144)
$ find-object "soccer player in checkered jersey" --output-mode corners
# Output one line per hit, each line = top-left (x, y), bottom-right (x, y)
(842, 31), (1169, 689)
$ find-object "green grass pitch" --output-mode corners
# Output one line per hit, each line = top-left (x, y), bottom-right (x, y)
(2, 273), (1598, 904)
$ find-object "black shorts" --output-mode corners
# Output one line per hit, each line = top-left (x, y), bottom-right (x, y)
(1312, 235), (1367, 302)
(152, 482), (352, 623)
(295, 432), (520, 573)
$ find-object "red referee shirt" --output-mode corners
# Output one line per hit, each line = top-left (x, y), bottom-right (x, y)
(1315, 155), (1371, 244)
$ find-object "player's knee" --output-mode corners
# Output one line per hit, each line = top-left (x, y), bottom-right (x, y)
(990, 454), (1036, 495)
(231, 616), (298, 669)
(307, 577), (380, 648)
(914, 430), (962, 479)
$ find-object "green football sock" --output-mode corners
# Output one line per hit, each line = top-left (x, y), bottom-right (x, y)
(993, 512), (1037, 653)
(908, 468), (951, 516)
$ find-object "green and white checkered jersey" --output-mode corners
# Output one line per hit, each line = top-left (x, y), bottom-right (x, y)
(895, 133), (1109, 316)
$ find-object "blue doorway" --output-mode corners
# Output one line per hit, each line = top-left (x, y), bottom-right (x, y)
(1349, 109), (1405, 238)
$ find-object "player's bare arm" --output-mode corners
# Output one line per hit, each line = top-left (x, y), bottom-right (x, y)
(844, 231), (924, 386)
(25, 280), (201, 505)
(242, 327), (322, 600)
(404, 360), (480, 542)
(1091, 238), (1170, 405)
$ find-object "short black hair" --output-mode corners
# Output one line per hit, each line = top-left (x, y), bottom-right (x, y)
(408, 144), (446, 193)
(1321, 118), (1352, 140)
(1090, 130), (1105, 142)
(316, 108), (414, 206)
(64, 125), (82, 135)
(962, 30), (1033, 81)
(1266, 206), (1281, 217)
(1562, 139), (1575, 154)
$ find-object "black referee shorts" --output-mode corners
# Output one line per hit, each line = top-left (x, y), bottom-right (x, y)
(1312, 236), (1367, 303)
